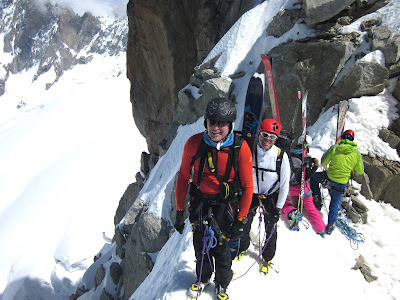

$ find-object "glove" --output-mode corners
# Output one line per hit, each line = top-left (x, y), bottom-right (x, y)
(230, 219), (245, 240)
(174, 210), (185, 234)
(268, 208), (282, 224)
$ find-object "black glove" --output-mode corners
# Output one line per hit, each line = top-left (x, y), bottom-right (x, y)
(267, 208), (282, 224)
(230, 219), (245, 240)
(174, 210), (185, 234)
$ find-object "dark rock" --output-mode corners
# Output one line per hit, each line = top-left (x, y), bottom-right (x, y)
(379, 128), (400, 151)
(303, 0), (357, 25)
(114, 183), (143, 226)
(327, 61), (389, 109)
(127, 0), (254, 154)
(352, 255), (378, 282)
(268, 39), (354, 130)
(393, 78), (400, 101)
(266, 9), (302, 38)
(383, 34), (400, 65)
(94, 265), (105, 288)
(110, 262), (123, 285)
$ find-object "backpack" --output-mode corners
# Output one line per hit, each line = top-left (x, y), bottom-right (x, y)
(253, 145), (285, 195)
(275, 129), (292, 154)
(289, 153), (303, 186)
(289, 152), (318, 186)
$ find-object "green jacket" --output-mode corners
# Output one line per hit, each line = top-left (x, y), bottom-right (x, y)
(321, 139), (364, 184)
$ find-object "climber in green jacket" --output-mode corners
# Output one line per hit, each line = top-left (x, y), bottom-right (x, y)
(321, 130), (364, 234)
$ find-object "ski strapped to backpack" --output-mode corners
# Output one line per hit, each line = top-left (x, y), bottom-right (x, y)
(335, 100), (349, 143)
(289, 88), (302, 148)
(298, 91), (308, 213)
(261, 54), (281, 125)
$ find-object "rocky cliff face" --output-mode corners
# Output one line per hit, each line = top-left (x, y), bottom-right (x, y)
(126, 0), (254, 154)
(0, 0), (127, 95)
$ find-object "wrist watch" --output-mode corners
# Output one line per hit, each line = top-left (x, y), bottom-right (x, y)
(237, 216), (248, 224)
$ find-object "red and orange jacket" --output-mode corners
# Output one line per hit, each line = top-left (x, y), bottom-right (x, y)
(175, 132), (254, 219)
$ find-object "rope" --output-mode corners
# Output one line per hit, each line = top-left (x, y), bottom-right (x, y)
(232, 210), (278, 281)
(335, 214), (365, 250)
(258, 209), (263, 261)
(202, 226), (218, 254)
(195, 225), (218, 299)
(320, 185), (365, 250)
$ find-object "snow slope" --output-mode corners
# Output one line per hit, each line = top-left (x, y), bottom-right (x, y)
(0, 53), (147, 298)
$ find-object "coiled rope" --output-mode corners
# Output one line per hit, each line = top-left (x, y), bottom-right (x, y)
(336, 214), (365, 250)
(320, 186), (365, 249)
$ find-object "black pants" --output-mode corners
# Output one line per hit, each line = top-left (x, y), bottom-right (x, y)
(193, 229), (233, 288)
(190, 194), (237, 289)
(239, 193), (278, 262)
(310, 172), (322, 198)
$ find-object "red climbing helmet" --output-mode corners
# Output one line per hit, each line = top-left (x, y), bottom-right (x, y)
(259, 119), (281, 136)
(342, 129), (355, 141)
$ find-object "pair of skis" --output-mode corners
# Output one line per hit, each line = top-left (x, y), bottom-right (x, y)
(246, 55), (309, 213)
(241, 55), (281, 144)
(297, 97), (349, 212)
(241, 55), (281, 150)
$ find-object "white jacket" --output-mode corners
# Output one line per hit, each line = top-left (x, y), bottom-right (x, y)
(253, 144), (290, 209)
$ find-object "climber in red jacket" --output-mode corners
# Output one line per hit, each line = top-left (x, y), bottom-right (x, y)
(174, 97), (253, 300)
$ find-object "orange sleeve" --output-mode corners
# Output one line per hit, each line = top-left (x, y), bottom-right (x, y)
(175, 134), (200, 211)
(237, 140), (254, 219)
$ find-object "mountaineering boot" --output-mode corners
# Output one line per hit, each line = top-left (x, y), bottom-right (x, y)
(325, 223), (335, 235)
(313, 195), (323, 211)
(259, 258), (272, 274)
(288, 209), (302, 231)
(187, 280), (210, 298)
(233, 249), (247, 261)
(215, 282), (229, 300)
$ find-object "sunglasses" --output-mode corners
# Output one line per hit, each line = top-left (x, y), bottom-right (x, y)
(207, 120), (230, 127)
(260, 131), (278, 140)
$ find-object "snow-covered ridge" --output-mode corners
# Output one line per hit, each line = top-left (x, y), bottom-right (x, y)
(0, 0), (127, 96)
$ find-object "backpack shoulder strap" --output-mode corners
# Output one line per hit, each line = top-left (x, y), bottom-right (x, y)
(276, 147), (284, 179)
(191, 139), (209, 166)
(231, 132), (245, 182)
(190, 139), (210, 187)
(267, 147), (284, 195)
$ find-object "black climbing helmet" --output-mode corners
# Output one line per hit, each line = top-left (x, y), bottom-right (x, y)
(204, 98), (237, 122)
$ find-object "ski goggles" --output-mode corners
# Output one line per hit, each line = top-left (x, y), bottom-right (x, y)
(207, 120), (230, 127)
(259, 131), (278, 140)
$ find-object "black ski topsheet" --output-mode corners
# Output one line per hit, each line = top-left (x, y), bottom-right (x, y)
(242, 76), (263, 138)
